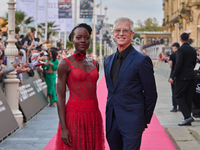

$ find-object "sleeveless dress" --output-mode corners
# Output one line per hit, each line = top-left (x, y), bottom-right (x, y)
(55, 58), (105, 150)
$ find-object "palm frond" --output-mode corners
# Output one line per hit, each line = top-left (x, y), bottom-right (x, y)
(24, 17), (34, 25)
(15, 11), (26, 26)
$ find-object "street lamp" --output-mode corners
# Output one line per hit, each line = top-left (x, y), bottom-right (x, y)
(178, 14), (183, 30)
(104, 6), (108, 15)
(99, 0), (103, 68)
(104, 6), (108, 56)
(178, 14), (183, 23)
(4, 0), (23, 127)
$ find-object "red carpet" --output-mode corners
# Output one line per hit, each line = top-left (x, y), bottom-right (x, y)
(44, 76), (176, 150)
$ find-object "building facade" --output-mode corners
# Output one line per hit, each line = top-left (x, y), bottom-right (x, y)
(162, 0), (200, 47)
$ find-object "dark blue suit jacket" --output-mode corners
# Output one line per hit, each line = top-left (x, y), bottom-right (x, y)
(104, 47), (157, 133)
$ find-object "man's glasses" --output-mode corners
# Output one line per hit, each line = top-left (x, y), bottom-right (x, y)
(113, 29), (132, 35)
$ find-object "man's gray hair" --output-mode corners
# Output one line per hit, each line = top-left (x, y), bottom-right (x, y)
(113, 17), (134, 31)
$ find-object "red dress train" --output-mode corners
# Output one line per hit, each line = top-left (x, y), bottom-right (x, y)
(55, 58), (105, 150)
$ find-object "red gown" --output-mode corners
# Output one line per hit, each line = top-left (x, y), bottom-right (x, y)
(55, 58), (105, 150)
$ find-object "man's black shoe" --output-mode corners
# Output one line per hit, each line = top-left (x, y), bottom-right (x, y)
(170, 108), (177, 112)
(178, 117), (194, 126)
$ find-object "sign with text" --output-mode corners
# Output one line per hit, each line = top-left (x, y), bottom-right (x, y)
(80, 0), (94, 18)
(19, 71), (48, 121)
(0, 88), (18, 141)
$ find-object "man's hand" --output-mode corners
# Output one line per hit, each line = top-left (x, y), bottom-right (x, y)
(168, 78), (174, 84)
(61, 129), (72, 147)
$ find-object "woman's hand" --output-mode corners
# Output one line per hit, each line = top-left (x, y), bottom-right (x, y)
(12, 62), (20, 68)
(26, 67), (30, 72)
(61, 129), (72, 147)
(44, 60), (50, 65)
(45, 60), (53, 66)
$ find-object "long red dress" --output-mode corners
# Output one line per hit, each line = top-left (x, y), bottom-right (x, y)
(55, 58), (105, 150)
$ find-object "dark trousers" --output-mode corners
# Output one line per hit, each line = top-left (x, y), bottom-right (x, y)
(106, 113), (142, 150)
(174, 79), (195, 119)
(171, 83), (178, 109)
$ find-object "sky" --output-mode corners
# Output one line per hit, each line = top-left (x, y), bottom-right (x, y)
(0, 0), (163, 27)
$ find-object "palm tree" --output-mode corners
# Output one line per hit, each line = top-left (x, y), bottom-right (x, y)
(0, 17), (8, 28)
(38, 21), (59, 40)
(0, 11), (34, 34)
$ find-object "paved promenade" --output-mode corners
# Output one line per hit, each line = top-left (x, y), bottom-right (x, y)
(0, 67), (200, 150)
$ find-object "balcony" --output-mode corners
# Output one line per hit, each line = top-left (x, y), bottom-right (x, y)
(180, 2), (193, 23)
(187, 0), (200, 7)
(170, 10), (179, 24)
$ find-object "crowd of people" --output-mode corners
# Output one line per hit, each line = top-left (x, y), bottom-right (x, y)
(3, 17), (199, 149)
(0, 28), (77, 107)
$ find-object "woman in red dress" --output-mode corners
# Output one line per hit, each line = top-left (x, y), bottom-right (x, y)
(55, 23), (104, 150)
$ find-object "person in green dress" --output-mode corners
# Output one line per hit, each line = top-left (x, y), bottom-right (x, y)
(42, 49), (59, 107)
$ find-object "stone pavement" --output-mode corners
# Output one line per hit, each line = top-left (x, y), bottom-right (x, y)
(1, 67), (200, 150)
(154, 72), (200, 150)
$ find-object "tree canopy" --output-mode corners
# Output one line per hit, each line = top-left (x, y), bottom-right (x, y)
(135, 18), (162, 32)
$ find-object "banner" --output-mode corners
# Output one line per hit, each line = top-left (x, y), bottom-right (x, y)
(59, 0), (75, 32)
(16, 0), (37, 20)
(38, 0), (47, 23)
(80, 0), (94, 18)
(19, 71), (48, 122)
(58, 0), (72, 18)
(48, 0), (60, 27)
(102, 26), (112, 45)
(96, 15), (105, 34)
(0, 88), (19, 141)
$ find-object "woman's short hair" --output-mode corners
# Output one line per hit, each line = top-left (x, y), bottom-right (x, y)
(68, 23), (92, 42)
(113, 17), (134, 31)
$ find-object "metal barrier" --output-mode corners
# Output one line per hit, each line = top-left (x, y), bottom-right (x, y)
(0, 88), (19, 141)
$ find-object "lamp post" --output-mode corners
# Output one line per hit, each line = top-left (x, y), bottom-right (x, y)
(104, 6), (108, 56)
(99, 0), (103, 68)
(4, 0), (23, 127)
(92, 0), (96, 59)
(178, 14), (183, 30)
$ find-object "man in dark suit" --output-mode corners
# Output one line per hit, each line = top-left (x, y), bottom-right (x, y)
(104, 17), (157, 150)
(168, 42), (180, 112)
(169, 33), (197, 126)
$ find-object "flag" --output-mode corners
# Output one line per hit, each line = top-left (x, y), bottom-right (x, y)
(16, 0), (37, 20)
